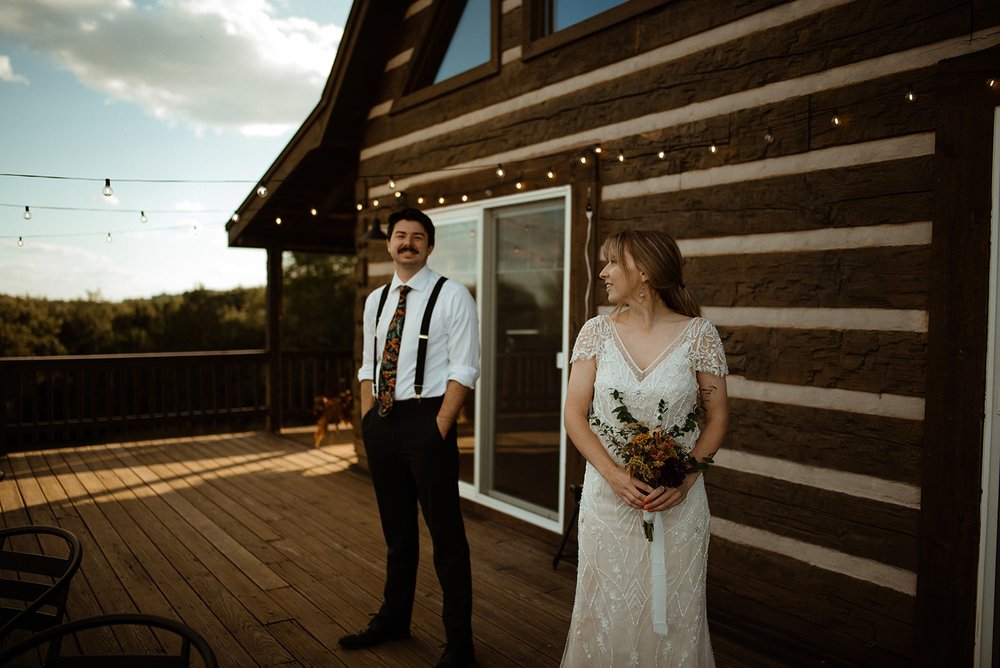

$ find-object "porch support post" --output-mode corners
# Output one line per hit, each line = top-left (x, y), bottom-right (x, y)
(266, 246), (283, 433)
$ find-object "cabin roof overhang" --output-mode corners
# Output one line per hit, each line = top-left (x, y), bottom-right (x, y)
(225, 0), (404, 254)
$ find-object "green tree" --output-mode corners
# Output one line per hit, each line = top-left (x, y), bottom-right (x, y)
(282, 252), (356, 350)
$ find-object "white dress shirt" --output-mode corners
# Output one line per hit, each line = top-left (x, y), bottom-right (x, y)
(358, 265), (480, 399)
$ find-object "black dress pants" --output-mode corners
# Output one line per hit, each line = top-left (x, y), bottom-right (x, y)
(361, 396), (473, 643)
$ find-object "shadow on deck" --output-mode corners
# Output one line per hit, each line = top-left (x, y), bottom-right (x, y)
(1, 431), (782, 667)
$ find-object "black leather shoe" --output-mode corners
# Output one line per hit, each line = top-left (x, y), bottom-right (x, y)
(338, 615), (410, 649)
(436, 640), (476, 668)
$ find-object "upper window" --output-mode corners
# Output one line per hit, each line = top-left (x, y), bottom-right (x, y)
(396, 0), (499, 110)
(434, 0), (491, 83)
(542, 0), (628, 35)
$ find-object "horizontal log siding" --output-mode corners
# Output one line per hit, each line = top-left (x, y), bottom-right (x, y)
(352, 0), (1000, 662)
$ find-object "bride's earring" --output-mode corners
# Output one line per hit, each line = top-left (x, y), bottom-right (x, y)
(639, 288), (646, 302)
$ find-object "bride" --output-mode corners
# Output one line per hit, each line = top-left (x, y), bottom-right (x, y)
(560, 229), (729, 667)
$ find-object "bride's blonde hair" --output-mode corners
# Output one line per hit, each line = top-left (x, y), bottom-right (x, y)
(602, 229), (701, 317)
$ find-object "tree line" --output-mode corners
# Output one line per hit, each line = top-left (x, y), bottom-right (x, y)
(0, 253), (355, 357)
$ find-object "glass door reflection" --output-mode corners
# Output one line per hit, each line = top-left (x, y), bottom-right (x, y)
(485, 201), (564, 517)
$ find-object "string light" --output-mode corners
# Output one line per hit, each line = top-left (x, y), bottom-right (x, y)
(989, 78), (998, 89)
(515, 177), (524, 190)
(355, 203), (363, 211)
(617, 151), (625, 162)
(579, 155), (588, 164)
(438, 196), (445, 204)
(593, 146), (602, 154)
(461, 194), (469, 202)
(496, 164), (505, 178)
(140, 210), (147, 223)
(17, 236), (23, 247)
(372, 198), (380, 207)
(546, 167), (555, 179)
(23, 206), (31, 220)
(830, 110), (841, 126)
(256, 184), (268, 197)
(394, 191), (402, 198)
(231, 213), (240, 222)
(763, 127), (775, 144)
(310, 208), (317, 216)
(905, 87), (917, 102)
(709, 141), (718, 154)
(388, 176), (396, 189)
(657, 150), (665, 159)
(106, 232), (112, 242)
(275, 217), (282, 225)
(103, 178), (114, 197)
(417, 196), (425, 205)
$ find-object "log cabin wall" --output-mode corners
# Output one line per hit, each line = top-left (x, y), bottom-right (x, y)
(350, 0), (1000, 664)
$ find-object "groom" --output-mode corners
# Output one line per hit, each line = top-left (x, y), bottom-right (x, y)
(341, 208), (480, 668)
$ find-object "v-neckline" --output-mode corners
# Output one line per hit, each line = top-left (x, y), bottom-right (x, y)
(607, 315), (696, 382)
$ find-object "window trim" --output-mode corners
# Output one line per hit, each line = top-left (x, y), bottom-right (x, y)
(521, 0), (669, 62)
(394, 0), (502, 114)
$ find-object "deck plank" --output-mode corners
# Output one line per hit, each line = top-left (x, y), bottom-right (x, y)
(0, 431), (774, 666)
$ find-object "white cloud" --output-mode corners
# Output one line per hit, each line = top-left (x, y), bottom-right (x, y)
(0, 0), (343, 135)
(0, 54), (29, 84)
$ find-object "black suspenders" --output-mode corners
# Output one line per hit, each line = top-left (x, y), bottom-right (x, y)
(372, 276), (448, 401)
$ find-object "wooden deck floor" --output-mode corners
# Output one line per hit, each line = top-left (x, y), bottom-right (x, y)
(1, 431), (779, 667)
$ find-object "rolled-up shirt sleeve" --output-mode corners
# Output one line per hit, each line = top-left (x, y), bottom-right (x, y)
(446, 285), (480, 389)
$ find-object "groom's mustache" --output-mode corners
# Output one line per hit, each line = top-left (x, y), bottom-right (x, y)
(397, 245), (419, 253)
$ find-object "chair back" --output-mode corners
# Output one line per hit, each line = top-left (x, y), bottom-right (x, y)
(0, 613), (218, 667)
(0, 525), (83, 640)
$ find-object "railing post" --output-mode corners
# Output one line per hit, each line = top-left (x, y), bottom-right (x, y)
(266, 247), (283, 433)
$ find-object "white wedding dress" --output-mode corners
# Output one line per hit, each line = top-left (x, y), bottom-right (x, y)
(561, 315), (728, 668)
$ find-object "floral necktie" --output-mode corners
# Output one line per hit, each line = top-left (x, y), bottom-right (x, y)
(377, 285), (411, 416)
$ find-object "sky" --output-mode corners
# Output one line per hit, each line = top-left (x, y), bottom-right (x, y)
(0, 0), (353, 301)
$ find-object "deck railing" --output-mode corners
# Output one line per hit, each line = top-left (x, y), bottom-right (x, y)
(0, 349), (354, 450)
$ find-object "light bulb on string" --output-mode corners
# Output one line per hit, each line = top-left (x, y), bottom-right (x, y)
(372, 198), (380, 207)
(106, 232), (112, 243)
(905, 87), (917, 102)
(830, 110), (841, 127)
(275, 217), (282, 225)
(438, 196), (445, 205)
(103, 178), (114, 197)
(256, 184), (268, 198)
(657, 149), (666, 159)
(356, 203), (363, 211)
(231, 212), (240, 222)
(593, 146), (602, 154)
(763, 127), (775, 144)
(310, 208), (318, 216)
(388, 176), (396, 189)
(140, 210), (147, 223)
(17, 236), (23, 247)
(496, 164), (505, 178)
(515, 177), (524, 190)
(579, 155), (588, 165)
(192, 224), (199, 235)
(23, 206), (31, 220)
(417, 196), (425, 205)
(709, 141), (718, 154)
(988, 78), (998, 89)
(617, 151), (625, 162)
(546, 167), (555, 179)
(394, 191), (402, 199)
(461, 194), (469, 202)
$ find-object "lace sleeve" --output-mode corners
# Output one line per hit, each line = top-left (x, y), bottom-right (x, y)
(691, 318), (728, 376)
(570, 316), (606, 363)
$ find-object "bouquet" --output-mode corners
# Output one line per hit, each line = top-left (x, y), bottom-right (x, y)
(590, 389), (712, 541)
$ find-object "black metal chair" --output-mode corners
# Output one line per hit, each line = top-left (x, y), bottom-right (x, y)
(0, 613), (218, 667)
(0, 525), (83, 640)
